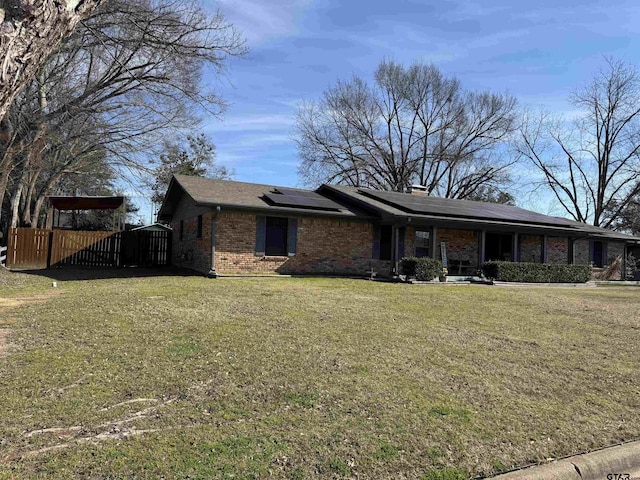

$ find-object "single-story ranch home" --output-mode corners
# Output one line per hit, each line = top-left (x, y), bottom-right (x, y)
(158, 175), (640, 279)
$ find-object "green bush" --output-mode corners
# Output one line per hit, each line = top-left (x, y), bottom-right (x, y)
(401, 257), (443, 281)
(481, 261), (592, 283)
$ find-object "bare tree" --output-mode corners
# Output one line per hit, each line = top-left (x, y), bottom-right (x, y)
(0, 0), (106, 121)
(1, 0), (245, 230)
(295, 60), (518, 195)
(608, 187), (640, 235)
(517, 58), (640, 228)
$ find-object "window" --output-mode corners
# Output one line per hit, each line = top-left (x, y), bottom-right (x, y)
(265, 216), (288, 256)
(179, 220), (184, 240)
(415, 229), (430, 257)
(256, 216), (297, 257)
(591, 241), (604, 267)
(379, 225), (392, 261)
(197, 215), (203, 239)
(485, 233), (513, 261)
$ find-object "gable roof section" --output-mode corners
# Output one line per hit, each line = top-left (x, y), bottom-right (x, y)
(321, 185), (640, 242)
(157, 175), (369, 220)
(131, 223), (172, 232)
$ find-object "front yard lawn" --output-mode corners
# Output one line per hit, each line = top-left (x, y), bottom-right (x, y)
(0, 271), (638, 478)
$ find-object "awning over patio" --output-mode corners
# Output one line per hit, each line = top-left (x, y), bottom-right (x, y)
(48, 196), (125, 211)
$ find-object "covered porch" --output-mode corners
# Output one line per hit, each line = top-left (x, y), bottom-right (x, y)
(391, 222), (635, 281)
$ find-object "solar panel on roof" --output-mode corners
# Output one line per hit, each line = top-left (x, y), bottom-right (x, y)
(264, 193), (342, 211)
(273, 188), (319, 198)
(358, 189), (576, 227)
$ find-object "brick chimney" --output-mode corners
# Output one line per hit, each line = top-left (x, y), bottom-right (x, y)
(409, 185), (428, 195)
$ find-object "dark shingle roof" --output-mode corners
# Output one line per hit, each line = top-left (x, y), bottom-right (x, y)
(322, 185), (640, 242)
(159, 175), (369, 218)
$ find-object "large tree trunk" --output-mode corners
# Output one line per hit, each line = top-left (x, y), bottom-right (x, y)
(21, 166), (42, 226)
(0, 0), (106, 121)
(9, 168), (26, 228)
(31, 191), (47, 228)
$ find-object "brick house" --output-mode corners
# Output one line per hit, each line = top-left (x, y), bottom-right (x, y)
(157, 175), (640, 278)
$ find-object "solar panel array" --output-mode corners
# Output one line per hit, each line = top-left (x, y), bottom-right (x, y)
(358, 189), (576, 227)
(263, 189), (343, 211)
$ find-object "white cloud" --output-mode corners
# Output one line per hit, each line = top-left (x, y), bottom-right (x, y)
(211, 0), (312, 45)
(219, 132), (293, 150)
(206, 113), (294, 132)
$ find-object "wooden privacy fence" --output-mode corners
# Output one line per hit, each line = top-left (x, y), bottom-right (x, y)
(7, 228), (51, 269)
(50, 230), (118, 267)
(7, 228), (171, 269)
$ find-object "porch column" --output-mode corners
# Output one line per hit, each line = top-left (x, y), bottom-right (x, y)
(479, 229), (486, 265)
(569, 238), (575, 265)
(392, 225), (399, 275)
(431, 226), (438, 260)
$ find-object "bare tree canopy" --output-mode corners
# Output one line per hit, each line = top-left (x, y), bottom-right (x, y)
(0, 0), (245, 232)
(0, 0), (106, 121)
(295, 60), (518, 196)
(517, 57), (640, 228)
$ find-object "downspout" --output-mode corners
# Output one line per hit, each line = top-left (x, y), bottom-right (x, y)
(207, 206), (220, 278)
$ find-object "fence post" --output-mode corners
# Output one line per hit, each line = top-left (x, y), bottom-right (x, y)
(46, 230), (54, 268)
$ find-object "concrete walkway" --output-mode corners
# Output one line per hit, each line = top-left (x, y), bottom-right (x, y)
(492, 440), (640, 480)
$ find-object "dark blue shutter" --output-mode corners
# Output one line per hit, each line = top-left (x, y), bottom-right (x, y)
(589, 241), (594, 264)
(603, 242), (608, 265)
(287, 218), (298, 256)
(372, 225), (381, 260)
(255, 215), (266, 256)
(398, 227), (405, 260)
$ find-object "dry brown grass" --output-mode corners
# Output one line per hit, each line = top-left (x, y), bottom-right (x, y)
(0, 271), (637, 479)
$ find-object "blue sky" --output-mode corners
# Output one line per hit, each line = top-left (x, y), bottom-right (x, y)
(137, 0), (640, 222)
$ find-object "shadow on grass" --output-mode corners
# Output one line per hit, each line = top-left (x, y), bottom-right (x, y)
(7, 266), (203, 282)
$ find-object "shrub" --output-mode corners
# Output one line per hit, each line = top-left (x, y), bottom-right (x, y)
(481, 261), (591, 283)
(625, 253), (638, 280)
(400, 257), (443, 281)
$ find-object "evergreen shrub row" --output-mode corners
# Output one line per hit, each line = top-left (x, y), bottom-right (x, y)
(481, 261), (591, 283)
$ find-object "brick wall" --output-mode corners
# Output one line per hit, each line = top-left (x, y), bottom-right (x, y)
(171, 212), (213, 274)
(574, 239), (589, 264)
(176, 211), (392, 276)
(287, 217), (390, 275)
(404, 226), (416, 257)
(546, 236), (569, 264)
(436, 229), (479, 268)
(520, 235), (542, 263)
(572, 239), (624, 267)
